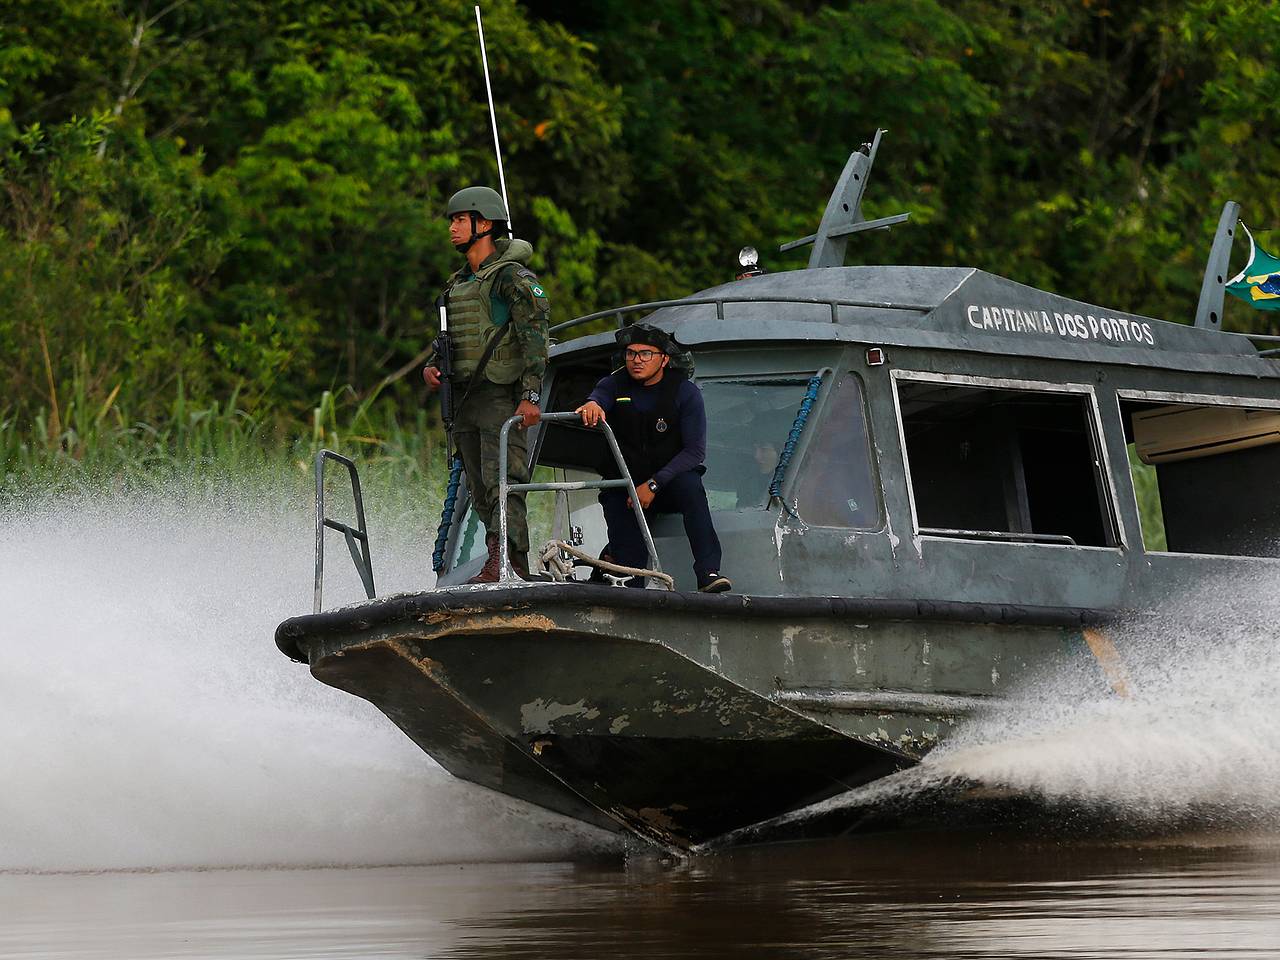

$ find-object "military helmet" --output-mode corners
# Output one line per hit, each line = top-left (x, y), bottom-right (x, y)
(445, 185), (508, 221)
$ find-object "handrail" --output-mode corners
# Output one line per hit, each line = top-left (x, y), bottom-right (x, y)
(553, 294), (1280, 360)
(496, 412), (666, 586)
(314, 449), (376, 614)
(1221, 330), (1280, 343)
(919, 527), (1077, 546)
(1220, 330), (1280, 357)
(550, 294), (934, 337)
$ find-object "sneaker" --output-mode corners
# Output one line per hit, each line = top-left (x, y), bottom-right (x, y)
(698, 571), (732, 593)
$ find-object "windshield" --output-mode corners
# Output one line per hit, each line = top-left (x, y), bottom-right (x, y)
(791, 373), (879, 527)
(448, 376), (854, 572)
(700, 380), (812, 510)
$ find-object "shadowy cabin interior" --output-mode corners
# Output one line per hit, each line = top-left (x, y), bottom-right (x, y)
(1122, 395), (1280, 557)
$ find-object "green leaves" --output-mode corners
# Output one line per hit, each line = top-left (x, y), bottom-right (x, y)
(3, 0), (1280, 465)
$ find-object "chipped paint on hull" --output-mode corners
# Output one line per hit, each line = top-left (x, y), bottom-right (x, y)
(520, 697), (602, 734)
(781, 626), (799, 669)
(584, 606), (617, 625)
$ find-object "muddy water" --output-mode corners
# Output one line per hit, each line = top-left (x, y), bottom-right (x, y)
(4, 830), (1280, 959)
(3, 485), (1280, 957)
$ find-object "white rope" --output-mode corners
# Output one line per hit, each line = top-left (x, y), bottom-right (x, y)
(537, 540), (674, 590)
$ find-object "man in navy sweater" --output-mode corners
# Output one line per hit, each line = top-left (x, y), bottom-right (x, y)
(575, 324), (731, 593)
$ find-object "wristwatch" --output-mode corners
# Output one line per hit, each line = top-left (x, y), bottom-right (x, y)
(520, 390), (540, 404)
(646, 480), (659, 493)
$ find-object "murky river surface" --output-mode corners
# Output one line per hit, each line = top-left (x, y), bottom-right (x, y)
(5, 830), (1280, 959)
(5, 489), (1280, 958)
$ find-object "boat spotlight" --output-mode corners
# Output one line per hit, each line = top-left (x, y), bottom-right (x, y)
(736, 246), (764, 280)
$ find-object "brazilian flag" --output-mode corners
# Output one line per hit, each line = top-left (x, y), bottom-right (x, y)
(1227, 224), (1280, 311)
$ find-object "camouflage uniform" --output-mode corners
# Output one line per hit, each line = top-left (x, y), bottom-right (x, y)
(445, 238), (550, 566)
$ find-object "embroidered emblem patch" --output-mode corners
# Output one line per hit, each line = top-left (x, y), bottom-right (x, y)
(530, 283), (545, 297)
(655, 418), (669, 433)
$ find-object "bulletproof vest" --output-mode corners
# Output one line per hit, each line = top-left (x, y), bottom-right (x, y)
(446, 238), (535, 383)
(602, 369), (687, 483)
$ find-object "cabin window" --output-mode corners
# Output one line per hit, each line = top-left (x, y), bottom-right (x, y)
(1121, 397), (1280, 557)
(699, 379), (817, 510)
(536, 376), (812, 512)
(896, 378), (1118, 548)
(792, 373), (879, 527)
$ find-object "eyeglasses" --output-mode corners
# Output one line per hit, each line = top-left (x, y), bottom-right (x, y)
(624, 348), (660, 362)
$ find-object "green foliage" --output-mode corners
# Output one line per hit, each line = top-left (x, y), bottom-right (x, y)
(1127, 444), (1167, 552)
(0, 116), (221, 434)
(3, 0), (1280, 477)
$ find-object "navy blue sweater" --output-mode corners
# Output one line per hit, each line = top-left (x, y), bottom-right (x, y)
(587, 372), (707, 487)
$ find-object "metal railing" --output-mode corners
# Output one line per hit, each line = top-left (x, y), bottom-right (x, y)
(314, 449), (376, 613)
(1224, 330), (1280, 357)
(549, 294), (934, 338)
(919, 527), (1077, 546)
(496, 412), (666, 586)
(552, 292), (1280, 362)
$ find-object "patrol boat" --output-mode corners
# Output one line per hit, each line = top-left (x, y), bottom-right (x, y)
(276, 133), (1280, 852)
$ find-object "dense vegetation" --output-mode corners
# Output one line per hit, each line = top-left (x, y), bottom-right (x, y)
(3, 0), (1279, 481)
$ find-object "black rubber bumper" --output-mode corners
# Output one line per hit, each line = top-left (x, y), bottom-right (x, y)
(274, 583), (1118, 663)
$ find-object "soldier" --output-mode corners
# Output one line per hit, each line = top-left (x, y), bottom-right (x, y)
(423, 186), (549, 582)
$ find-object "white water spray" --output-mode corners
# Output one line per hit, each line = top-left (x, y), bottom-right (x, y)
(928, 585), (1280, 818)
(749, 570), (1280, 839)
(0, 480), (615, 872)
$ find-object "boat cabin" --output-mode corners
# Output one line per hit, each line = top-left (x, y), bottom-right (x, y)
(435, 260), (1280, 613)
(434, 134), (1280, 615)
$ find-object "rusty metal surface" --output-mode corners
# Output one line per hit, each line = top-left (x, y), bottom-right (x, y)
(288, 586), (1111, 848)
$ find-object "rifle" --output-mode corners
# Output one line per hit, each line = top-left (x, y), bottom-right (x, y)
(432, 291), (456, 461)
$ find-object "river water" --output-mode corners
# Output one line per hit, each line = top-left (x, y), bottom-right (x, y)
(2, 484), (1279, 958)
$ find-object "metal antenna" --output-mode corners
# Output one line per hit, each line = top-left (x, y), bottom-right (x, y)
(475, 5), (513, 233)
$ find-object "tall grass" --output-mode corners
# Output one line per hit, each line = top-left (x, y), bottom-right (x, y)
(0, 383), (451, 524)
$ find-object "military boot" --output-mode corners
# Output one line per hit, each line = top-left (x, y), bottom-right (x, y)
(467, 533), (501, 584)
(510, 547), (531, 581)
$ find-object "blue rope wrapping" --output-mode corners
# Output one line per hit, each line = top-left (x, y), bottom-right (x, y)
(431, 455), (465, 573)
(769, 373), (826, 506)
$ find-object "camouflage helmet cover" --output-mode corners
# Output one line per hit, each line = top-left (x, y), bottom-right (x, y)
(445, 185), (509, 221)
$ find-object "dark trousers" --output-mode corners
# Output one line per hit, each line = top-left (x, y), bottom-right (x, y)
(599, 470), (722, 579)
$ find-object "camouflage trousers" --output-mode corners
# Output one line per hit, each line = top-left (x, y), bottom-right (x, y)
(452, 378), (530, 559)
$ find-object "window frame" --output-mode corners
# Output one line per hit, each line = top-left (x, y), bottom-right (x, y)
(783, 369), (883, 530)
(1117, 387), (1280, 559)
(891, 369), (1126, 551)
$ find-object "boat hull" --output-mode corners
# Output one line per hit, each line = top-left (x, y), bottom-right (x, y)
(276, 584), (1107, 849)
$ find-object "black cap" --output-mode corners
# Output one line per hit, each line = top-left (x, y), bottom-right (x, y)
(615, 321), (678, 355)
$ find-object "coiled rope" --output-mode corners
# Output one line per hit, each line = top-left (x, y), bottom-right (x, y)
(768, 371), (826, 512)
(431, 455), (465, 573)
(537, 539), (675, 590)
